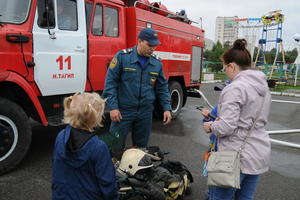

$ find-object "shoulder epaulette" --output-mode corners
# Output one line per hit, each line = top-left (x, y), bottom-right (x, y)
(152, 54), (161, 60)
(122, 48), (133, 54)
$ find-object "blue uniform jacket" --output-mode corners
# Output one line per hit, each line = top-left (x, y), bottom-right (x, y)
(102, 47), (171, 112)
(52, 126), (119, 200)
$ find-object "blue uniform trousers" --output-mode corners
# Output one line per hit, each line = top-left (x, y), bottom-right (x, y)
(109, 108), (153, 149)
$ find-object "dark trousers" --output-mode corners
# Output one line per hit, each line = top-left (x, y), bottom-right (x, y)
(109, 109), (153, 148)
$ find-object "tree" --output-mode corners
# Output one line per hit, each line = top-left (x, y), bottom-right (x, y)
(265, 48), (276, 64)
(203, 41), (228, 73)
(285, 48), (298, 63)
(204, 41), (225, 62)
(223, 41), (230, 49)
(253, 47), (298, 64)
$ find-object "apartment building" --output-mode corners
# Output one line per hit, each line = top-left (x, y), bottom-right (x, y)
(215, 16), (239, 45)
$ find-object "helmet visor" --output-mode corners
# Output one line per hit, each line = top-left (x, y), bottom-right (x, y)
(138, 154), (152, 167)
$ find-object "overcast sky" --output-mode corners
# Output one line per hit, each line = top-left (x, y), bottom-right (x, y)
(161, 0), (299, 51)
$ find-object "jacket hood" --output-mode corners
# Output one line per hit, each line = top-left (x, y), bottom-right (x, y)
(56, 126), (92, 168)
(234, 69), (268, 97)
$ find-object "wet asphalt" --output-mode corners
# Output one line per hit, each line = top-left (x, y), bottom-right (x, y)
(0, 83), (300, 200)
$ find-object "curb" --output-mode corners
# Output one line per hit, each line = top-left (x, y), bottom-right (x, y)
(270, 91), (300, 97)
(201, 80), (222, 84)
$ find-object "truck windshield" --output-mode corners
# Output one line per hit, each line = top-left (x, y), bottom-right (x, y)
(0, 0), (31, 24)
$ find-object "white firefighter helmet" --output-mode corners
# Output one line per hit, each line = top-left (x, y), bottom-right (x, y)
(118, 148), (153, 176)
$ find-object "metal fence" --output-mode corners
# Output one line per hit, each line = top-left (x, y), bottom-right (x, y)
(202, 61), (300, 86)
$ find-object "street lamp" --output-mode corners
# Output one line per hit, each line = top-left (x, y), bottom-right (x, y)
(293, 34), (300, 86)
(293, 34), (300, 42)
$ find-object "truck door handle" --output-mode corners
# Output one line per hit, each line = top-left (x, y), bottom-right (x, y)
(74, 46), (85, 53)
(6, 34), (29, 43)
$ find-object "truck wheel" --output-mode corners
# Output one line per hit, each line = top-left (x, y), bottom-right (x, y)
(0, 98), (32, 175)
(169, 81), (183, 118)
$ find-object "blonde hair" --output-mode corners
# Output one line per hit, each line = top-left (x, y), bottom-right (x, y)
(63, 92), (106, 131)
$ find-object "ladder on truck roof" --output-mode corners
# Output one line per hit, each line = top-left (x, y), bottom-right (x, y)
(123, 0), (199, 25)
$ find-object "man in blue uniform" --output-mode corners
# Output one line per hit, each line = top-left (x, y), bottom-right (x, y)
(102, 28), (172, 149)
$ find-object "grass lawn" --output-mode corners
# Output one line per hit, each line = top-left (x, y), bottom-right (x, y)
(272, 84), (300, 92)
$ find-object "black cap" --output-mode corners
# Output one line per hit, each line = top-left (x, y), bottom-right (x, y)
(138, 28), (161, 45)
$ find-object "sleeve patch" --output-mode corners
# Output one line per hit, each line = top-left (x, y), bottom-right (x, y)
(109, 58), (118, 69)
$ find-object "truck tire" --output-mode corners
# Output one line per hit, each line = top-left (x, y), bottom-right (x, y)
(169, 81), (183, 118)
(0, 98), (32, 175)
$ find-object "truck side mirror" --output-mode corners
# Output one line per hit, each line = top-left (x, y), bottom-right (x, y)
(37, 0), (56, 39)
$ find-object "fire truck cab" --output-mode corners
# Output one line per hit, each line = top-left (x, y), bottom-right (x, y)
(0, 0), (204, 174)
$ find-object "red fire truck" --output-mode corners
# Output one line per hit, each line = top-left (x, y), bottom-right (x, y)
(0, 0), (204, 174)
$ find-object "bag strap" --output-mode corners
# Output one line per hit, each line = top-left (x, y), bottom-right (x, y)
(238, 96), (266, 153)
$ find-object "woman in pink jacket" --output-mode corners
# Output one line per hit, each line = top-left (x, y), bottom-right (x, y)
(203, 39), (272, 200)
